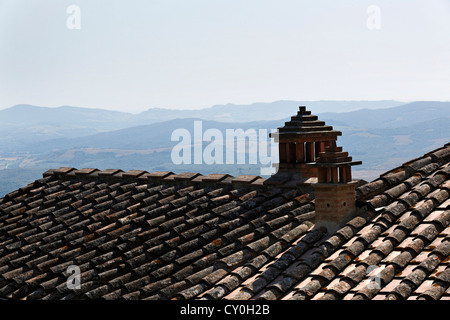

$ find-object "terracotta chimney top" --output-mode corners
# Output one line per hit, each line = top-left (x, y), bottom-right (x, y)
(307, 142), (362, 231)
(266, 105), (364, 230)
(269, 106), (342, 179)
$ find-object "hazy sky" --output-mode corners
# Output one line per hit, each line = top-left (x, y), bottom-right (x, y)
(0, 0), (449, 113)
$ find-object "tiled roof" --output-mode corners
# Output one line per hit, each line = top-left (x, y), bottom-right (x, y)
(0, 143), (449, 300)
(228, 143), (450, 301)
(0, 169), (319, 300)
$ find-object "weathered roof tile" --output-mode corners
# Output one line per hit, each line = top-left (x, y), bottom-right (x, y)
(1, 142), (449, 301)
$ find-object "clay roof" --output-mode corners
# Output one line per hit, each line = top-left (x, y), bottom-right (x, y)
(0, 143), (449, 300)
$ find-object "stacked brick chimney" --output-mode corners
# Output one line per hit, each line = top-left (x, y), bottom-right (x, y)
(270, 106), (342, 179)
(307, 140), (362, 229)
(269, 106), (362, 231)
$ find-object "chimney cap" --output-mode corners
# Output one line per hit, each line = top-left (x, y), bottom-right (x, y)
(306, 142), (362, 168)
(307, 161), (362, 168)
(275, 106), (342, 138)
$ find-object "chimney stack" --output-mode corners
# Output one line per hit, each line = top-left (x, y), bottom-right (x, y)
(269, 106), (342, 179)
(267, 105), (363, 230)
(307, 141), (362, 230)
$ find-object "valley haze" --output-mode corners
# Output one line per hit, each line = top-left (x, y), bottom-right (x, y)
(0, 100), (449, 198)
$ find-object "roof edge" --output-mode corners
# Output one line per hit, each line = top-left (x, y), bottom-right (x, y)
(41, 167), (313, 192)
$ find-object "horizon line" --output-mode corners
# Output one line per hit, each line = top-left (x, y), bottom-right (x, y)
(0, 99), (437, 114)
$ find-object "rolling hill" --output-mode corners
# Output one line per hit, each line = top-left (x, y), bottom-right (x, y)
(0, 101), (448, 197)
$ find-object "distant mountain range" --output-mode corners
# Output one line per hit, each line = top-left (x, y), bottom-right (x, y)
(0, 100), (448, 197)
(319, 101), (450, 129)
(0, 100), (403, 135)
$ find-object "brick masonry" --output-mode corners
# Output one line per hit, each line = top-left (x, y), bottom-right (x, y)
(313, 183), (358, 226)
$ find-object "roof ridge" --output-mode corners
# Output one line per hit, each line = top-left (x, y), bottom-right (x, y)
(40, 167), (323, 195)
(356, 143), (450, 202)
(43, 167), (269, 190)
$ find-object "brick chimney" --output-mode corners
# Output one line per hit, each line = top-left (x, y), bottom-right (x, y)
(307, 140), (362, 230)
(266, 105), (363, 230)
(269, 106), (342, 179)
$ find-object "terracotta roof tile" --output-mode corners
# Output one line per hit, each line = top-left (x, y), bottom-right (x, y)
(1, 143), (449, 300)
